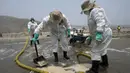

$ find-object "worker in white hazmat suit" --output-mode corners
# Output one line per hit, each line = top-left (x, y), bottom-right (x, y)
(27, 18), (40, 46)
(32, 10), (72, 63)
(81, 0), (112, 73)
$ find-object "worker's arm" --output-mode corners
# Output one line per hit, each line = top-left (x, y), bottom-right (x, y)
(33, 16), (48, 42)
(92, 9), (106, 41)
(27, 22), (31, 32)
(62, 14), (72, 37)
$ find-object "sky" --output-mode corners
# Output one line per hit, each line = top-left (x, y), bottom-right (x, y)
(0, 0), (130, 26)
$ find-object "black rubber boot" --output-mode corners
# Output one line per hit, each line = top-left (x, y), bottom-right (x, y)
(63, 51), (70, 60)
(100, 54), (109, 69)
(53, 52), (59, 62)
(30, 40), (33, 46)
(86, 60), (100, 73)
(37, 40), (40, 44)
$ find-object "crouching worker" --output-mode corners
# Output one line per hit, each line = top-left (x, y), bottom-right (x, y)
(81, 0), (112, 73)
(27, 18), (40, 46)
(32, 10), (72, 63)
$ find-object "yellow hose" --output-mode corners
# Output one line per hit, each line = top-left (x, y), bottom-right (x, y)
(77, 52), (91, 63)
(14, 32), (90, 73)
(77, 52), (91, 59)
(15, 36), (48, 73)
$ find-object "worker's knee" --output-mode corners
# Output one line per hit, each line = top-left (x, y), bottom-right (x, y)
(91, 52), (101, 61)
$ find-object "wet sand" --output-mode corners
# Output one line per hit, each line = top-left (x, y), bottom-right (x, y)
(0, 38), (130, 73)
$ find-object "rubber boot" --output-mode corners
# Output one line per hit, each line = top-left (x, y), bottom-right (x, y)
(86, 60), (100, 73)
(37, 40), (40, 44)
(30, 40), (33, 46)
(53, 52), (59, 62)
(100, 54), (109, 70)
(63, 51), (70, 60)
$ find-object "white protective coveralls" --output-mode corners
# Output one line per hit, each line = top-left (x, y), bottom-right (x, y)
(27, 21), (38, 40)
(88, 7), (112, 61)
(34, 14), (71, 52)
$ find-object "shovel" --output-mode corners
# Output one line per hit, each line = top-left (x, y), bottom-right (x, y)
(33, 42), (48, 67)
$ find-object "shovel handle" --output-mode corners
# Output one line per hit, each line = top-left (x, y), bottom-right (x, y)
(34, 42), (39, 57)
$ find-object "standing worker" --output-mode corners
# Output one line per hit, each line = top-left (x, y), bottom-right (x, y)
(81, 0), (112, 73)
(32, 10), (72, 63)
(117, 25), (121, 34)
(27, 18), (40, 46)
